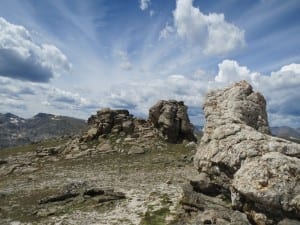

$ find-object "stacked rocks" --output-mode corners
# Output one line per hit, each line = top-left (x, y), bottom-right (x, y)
(149, 100), (196, 143)
(84, 108), (134, 141)
(84, 100), (197, 144)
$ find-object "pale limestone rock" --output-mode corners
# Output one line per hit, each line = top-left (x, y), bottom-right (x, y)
(128, 146), (145, 155)
(233, 152), (300, 215)
(194, 81), (300, 222)
(96, 143), (112, 152)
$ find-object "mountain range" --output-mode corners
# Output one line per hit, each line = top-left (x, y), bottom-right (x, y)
(196, 125), (300, 141)
(0, 113), (87, 149)
(1, 112), (299, 150)
(270, 126), (300, 141)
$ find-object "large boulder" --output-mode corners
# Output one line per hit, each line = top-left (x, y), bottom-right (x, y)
(77, 101), (196, 156)
(84, 108), (134, 141)
(149, 100), (196, 143)
(193, 81), (300, 223)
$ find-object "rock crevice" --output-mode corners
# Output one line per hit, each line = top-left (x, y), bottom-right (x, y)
(83, 100), (196, 144)
(182, 81), (300, 224)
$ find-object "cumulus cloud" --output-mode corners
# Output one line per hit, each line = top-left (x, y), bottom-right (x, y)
(1, 98), (26, 110)
(0, 76), (99, 118)
(0, 76), (36, 100)
(214, 60), (300, 127)
(160, 0), (245, 55)
(104, 73), (209, 125)
(103, 60), (300, 127)
(0, 17), (71, 82)
(159, 24), (175, 40)
(140, 0), (151, 11)
(215, 60), (259, 84)
(47, 88), (94, 108)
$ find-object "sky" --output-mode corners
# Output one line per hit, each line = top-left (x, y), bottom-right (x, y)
(0, 0), (299, 127)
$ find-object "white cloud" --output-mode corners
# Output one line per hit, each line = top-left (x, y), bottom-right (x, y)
(116, 50), (133, 71)
(4, 56), (299, 127)
(215, 60), (259, 84)
(0, 76), (99, 118)
(140, 0), (151, 11)
(120, 61), (132, 71)
(214, 60), (300, 127)
(159, 24), (175, 40)
(0, 17), (71, 82)
(160, 0), (245, 55)
(103, 60), (300, 127)
(104, 73), (209, 124)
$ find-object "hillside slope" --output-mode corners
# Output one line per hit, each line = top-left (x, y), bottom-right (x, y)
(0, 113), (87, 149)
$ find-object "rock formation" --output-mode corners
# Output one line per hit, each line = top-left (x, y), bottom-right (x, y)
(149, 100), (196, 143)
(180, 81), (300, 224)
(82, 100), (196, 144)
(61, 100), (196, 158)
(85, 108), (135, 140)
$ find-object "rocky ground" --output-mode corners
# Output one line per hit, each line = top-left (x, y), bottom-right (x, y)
(183, 81), (300, 225)
(0, 99), (199, 225)
(1, 82), (300, 225)
(0, 136), (198, 225)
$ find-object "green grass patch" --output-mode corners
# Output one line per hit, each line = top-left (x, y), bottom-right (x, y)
(0, 138), (67, 158)
(140, 207), (170, 225)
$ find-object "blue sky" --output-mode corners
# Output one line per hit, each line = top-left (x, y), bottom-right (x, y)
(0, 0), (299, 127)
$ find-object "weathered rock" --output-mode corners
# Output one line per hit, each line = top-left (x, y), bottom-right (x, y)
(278, 219), (300, 225)
(96, 143), (112, 152)
(36, 146), (61, 157)
(97, 191), (125, 203)
(38, 182), (125, 206)
(39, 192), (79, 204)
(77, 101), (196, 155)
(62, 138), (80, 155)
(193, 81), (300, 223)
(149, 100), (196, 143)
(122, 120), (134, 134)
(85, 108), (133, 141)
(175, 183), (251, 225)
(128, 146), (145, 155)
(185, 141), (197, 149)
(232, 152), (300, 218)
(86, 127), (98, 141)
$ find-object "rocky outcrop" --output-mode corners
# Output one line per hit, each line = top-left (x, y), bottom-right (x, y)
(149, 100), (196, 143)
(84, 100), (196, 144)
(84, 108), (135, 141)
(181, 81), (300, 224)
(59, 101), (195, 159)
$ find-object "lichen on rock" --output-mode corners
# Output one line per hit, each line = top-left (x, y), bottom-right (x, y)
(182, 80), (300, 224)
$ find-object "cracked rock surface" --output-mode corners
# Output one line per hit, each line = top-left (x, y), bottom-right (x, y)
(186, 81), (300, 224)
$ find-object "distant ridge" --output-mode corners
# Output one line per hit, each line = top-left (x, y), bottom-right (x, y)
(271, 126), (300, 140)
(0, 113), (87, 149)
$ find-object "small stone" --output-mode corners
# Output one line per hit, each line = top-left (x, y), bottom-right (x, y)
(80, 144), (88, 150)
(124, 137), (135, 142)
(96, 143), (112, 152)
(86, 127), (98, 141)
(185, 141), (197, 148)
(166, 179), (172, 185)
(128, 146), (145, 155)
(278, 219), (300, 225)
